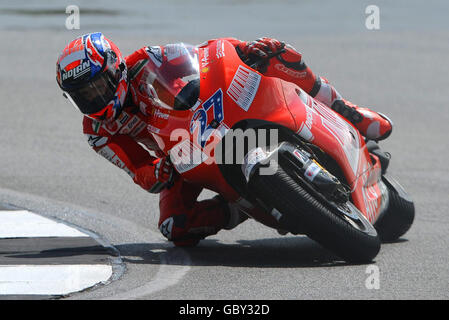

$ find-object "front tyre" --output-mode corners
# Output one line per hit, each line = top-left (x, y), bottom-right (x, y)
(374, 175), (415, 242)
(249, 162), (381, 263)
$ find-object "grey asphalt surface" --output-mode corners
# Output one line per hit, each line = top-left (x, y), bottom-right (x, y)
(0, 0), (448, 299)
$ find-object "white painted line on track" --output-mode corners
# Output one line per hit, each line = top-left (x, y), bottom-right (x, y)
(0, 264), (112, 295)
(0, 188), (192, 299)
(0, 205), (116, 297)
(107, 248), (191, 299)
(0, 210), (88, 238)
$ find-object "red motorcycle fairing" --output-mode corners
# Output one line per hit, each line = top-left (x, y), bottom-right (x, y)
(282, 81), (384, 222)
(144, 39), (384, 224)
(145, 40), (298, 199)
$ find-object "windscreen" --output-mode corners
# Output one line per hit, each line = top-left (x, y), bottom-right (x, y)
(143, 43), (200, 110)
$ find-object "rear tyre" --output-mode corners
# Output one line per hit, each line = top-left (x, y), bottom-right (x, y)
(249, 162), (381, 263)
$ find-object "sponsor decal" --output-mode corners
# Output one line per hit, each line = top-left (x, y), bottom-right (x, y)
(146, 46), (162, 67)
(92, 120), (101, 133)
(102, 111), (130, 135)
(274, 63), (307, 78)
(242, 147), (268, 181)
(62, 60), (90, 81)
(147, 124), (160, 134)
(297, 105), (315, 141)
(227, 65), (261, 111)
(97, 146), (135, 178)
(305, 105), (314, 129)
(312, 99), (360, 176)
(201, 47), (210, 68)
(129, 121), (146, 137)
(292, 149), (309, 164)
(216, 40), (225, 59)
(86, 134), (108, 148)
(119, 115), (140, 135)
(159, 217), (174, 240)
(304, 162), (321, 182)
(165, 44), (189, 62)
(153, 108), (169, 120)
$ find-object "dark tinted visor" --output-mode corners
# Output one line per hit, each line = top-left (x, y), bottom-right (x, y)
(65, 66), (121, 115)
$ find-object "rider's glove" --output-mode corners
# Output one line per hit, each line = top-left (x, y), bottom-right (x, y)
(241, 37), (285, 58)
(238, 37), (285, 72)
(134, 157), (175, 193)
(151, 157), (175, 193)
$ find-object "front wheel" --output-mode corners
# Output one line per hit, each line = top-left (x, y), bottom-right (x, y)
(249, 161), (381, 263)
(374, 175), (415, 242)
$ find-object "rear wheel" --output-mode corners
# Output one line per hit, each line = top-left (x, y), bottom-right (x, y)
(249, 161), (381, 263)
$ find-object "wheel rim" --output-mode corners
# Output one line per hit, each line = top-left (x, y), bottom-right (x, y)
(335, 202), (378, 237)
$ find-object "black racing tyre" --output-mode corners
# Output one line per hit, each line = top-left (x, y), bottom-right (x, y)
(374, 181), (415, 242)
(249, 162), (381, 263)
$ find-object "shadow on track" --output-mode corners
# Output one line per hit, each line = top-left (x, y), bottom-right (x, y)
(114, 236), (379, 268)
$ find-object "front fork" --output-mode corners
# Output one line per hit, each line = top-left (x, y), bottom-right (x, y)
(242, 141), (349, 204)
(240, 141), (352, 231)
(241, 140), (394, 228)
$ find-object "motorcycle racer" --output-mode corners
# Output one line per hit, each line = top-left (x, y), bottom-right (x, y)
(56, 33), (393, 246)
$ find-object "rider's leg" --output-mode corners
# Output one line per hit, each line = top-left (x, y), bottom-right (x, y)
(158, 177), (247, 246)
(260, 44), (392, 140)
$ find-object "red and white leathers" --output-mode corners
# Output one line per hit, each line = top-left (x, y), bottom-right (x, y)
(82, 37), (392, 246)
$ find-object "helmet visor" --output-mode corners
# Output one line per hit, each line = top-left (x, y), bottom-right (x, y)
(64, 54), (122, 115)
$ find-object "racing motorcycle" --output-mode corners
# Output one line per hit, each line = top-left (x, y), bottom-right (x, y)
(141, 39), (414, 262)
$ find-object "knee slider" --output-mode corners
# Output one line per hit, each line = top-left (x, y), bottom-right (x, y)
(159, 214), (189, 241)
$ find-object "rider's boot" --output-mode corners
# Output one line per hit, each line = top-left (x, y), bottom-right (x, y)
(331, 99), (393, 141)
